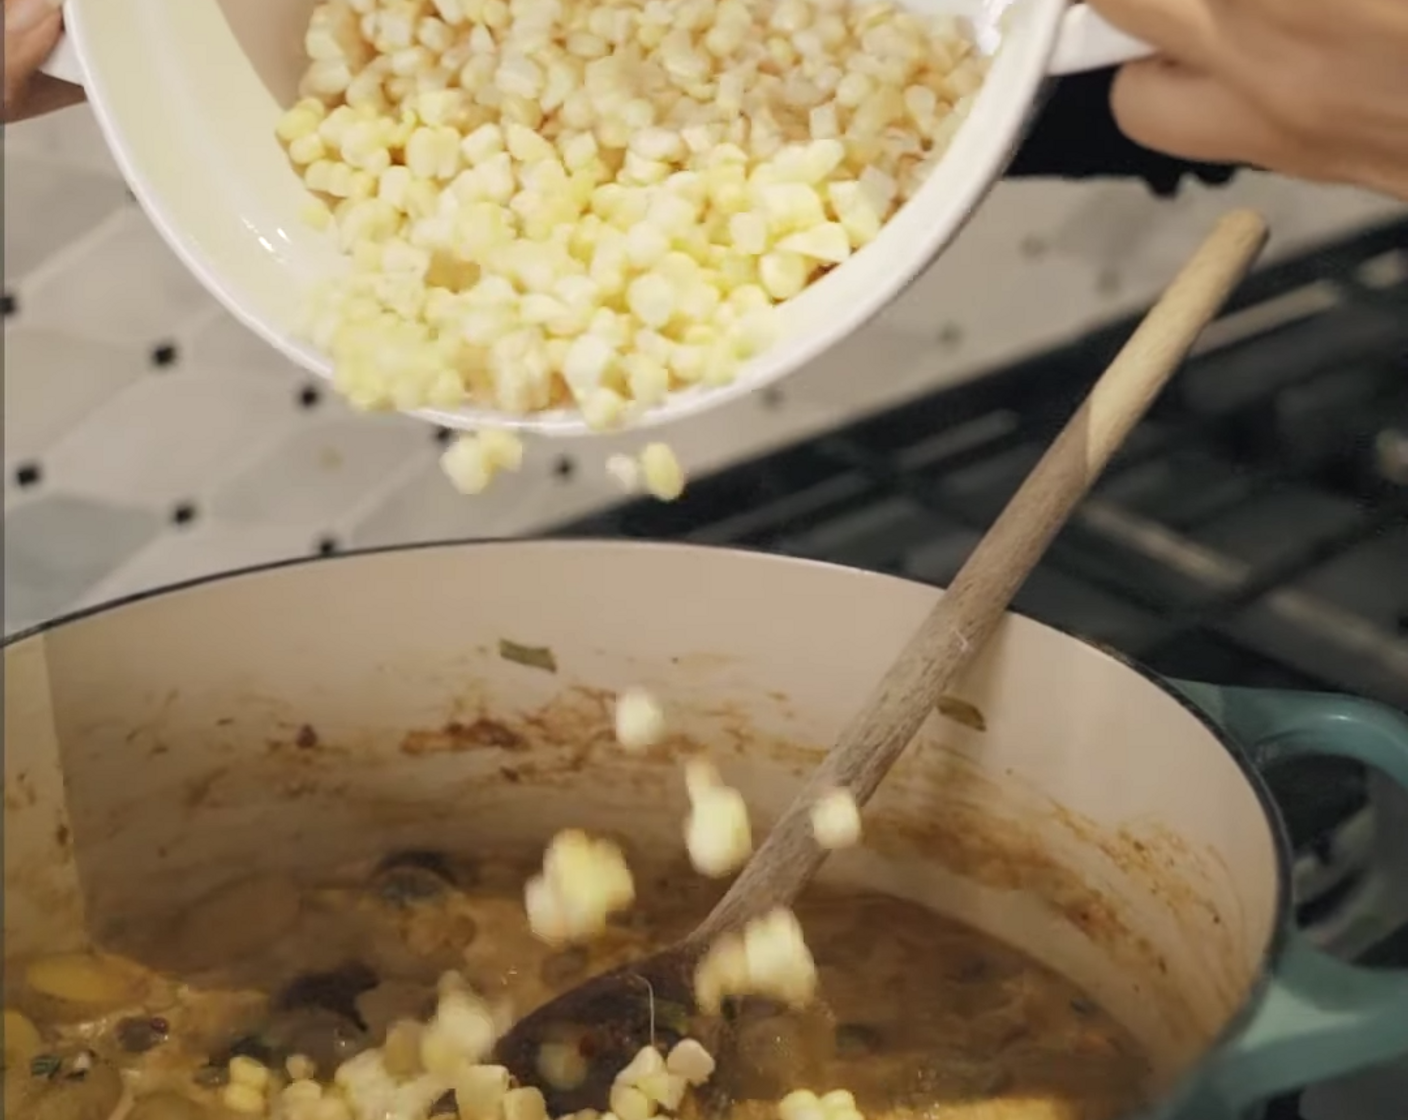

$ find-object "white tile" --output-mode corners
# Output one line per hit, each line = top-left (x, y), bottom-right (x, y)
(3, 494), (162, 630)
(3, 104), (124, 179)
(1051, 175), (1407, 299)
(435, 391), (838, 537)
(41, 369), (302, 508)
(21, 209), (215, 345)
(880, 180), (1106, 342)
(73, 522), (316, 612)
(493, 445), (658, 532)
(638, 389), (837, 479)
(786, 319), (942, 415)
(209, 413), (433, 527)
(348, 454), (562, 547)
(348, 397), (851, 544)
(3, 153), (129, 281)
(1046, 179), (1185, 275)
(2, 327), (151, 467)
(1191, 176), (1403, 264)
(186, 307), (312, 387)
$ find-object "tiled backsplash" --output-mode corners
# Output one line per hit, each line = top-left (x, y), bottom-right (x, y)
(5, 102), (1404, 633)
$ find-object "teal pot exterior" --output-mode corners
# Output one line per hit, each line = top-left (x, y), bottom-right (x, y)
(1146, 683), (1408, 1118)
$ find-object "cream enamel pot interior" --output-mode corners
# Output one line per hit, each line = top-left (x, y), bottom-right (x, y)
(5, 540), (1408, 1118)
(40, 0), (1145, 437)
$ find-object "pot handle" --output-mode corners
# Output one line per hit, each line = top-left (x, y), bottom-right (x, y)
(1047, 5), (1154, 77)
(1173, 682), (1408, 1108)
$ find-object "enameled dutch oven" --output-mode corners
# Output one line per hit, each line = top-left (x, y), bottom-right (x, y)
(5, 540), (1407, 1118)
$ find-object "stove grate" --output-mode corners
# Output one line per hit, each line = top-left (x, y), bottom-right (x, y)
(557, 219), (1408, 716)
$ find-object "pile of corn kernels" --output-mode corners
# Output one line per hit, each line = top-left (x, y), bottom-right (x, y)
(277, 0), (986, 482)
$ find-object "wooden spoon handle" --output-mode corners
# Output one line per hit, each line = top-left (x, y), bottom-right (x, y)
(694, 209), (1270, 943)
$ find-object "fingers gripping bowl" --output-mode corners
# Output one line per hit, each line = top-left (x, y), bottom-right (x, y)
(6, 543), (1408, 1120)
(50, 0), (1145, 440)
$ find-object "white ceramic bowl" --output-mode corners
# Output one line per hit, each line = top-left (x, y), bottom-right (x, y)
(44, 0), (1146, 436)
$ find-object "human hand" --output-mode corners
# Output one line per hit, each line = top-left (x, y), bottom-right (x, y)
(4, 0), (84, 123)
(1089, 0), (1408, 199)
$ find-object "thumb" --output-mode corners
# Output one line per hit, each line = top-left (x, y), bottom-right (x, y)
(1110, 57), (1283, 169)
(4, 0), (62, 99)
(4, 0), (82, 122)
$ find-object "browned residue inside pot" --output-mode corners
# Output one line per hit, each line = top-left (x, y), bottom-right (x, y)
(400, 716), (528, 755)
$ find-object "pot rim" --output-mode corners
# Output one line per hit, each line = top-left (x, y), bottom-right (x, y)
(3, 536), (1296, 1112)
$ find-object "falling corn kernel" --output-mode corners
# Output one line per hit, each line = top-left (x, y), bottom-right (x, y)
(440, 430), (525, 495)
(694, 907), (817, 1013)
(526, 830), (636, 944)
(810, 787), (862, 849)
(615, 687), (666, 751)
(640, 443), (685, 501)
(779, 1089), (866, 1120)
(228, 1056), (272, 1091)
(685, 783), (753, 878)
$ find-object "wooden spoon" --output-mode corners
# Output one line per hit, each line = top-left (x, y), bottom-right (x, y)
(495, 210), (1270, 1110)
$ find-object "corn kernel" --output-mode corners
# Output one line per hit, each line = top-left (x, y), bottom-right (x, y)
(695, 907), (817, 1013)
(778, 222), (852, 263)
(282, 1079), (324, 1107)
(639, 443), (685, 501)
(810, 787), (862, 848)
(666, 1039), (716, 1086)
(221, 1083), (266, 1114)
(526, 830), (635, 944)
(639, 1072), (689, 1112)
(420, 988), (498, 1073)
(610, 1083), (656, 1120)
(440, 430), (524, 495)
(759, 251), (810, 300)
(457, 1065), (512, 1120)
(685, 783), (752, 877)
(780, 1090), (824, 1120)
(285, 1053), (318, 1082)
(228, 1056), (272, 1091)
(615, 687), (666, 751)
(503, 1086), (551, 1120)
(617, 1045), (666, 1087)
